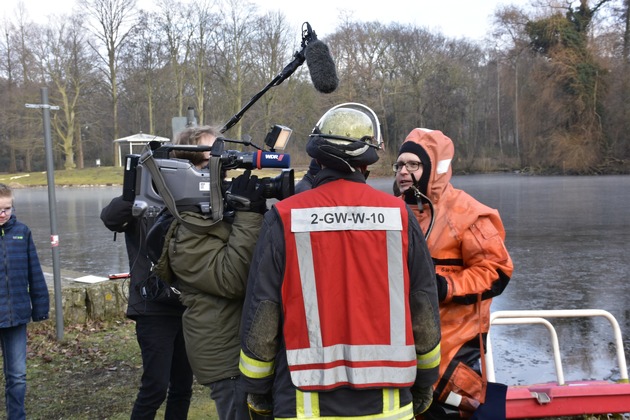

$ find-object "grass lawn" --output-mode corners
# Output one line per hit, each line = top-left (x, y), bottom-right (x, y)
(0, 167), (125, 188)
(0, 165), (306, 189)
(0, 320), (219, 420)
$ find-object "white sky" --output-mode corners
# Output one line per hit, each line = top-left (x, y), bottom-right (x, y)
(1, 0), (510, 42)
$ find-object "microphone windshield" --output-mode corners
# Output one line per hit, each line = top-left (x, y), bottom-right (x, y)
(305, 40), (339, 94)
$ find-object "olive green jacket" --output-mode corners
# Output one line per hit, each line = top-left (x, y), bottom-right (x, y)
(163, 210), (263, 385)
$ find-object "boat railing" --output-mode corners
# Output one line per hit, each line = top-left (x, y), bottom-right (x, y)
(485, 309), (629, 385)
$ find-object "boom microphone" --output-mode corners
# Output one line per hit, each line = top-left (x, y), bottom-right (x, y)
(305, 39), (339, 94)
(219, 22), (338, 133)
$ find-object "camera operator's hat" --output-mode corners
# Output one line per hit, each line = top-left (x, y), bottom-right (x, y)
(307, 103), (382, 173)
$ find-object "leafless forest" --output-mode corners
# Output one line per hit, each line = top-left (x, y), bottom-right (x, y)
(1, 0), (629, 174)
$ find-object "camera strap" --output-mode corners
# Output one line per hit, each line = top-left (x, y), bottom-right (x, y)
(207, 155), (225, 222)
(141, 152), (223, 234)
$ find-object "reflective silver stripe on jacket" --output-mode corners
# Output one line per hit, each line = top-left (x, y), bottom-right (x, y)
(286, 345), (417, 387)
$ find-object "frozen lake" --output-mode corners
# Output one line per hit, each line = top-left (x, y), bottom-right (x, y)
(13, 174), (630, 386)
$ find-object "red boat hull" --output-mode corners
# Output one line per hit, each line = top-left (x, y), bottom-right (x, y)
(506, 380), (630, 418)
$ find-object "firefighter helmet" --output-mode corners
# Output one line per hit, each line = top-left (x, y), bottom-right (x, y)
(306, 103), (382, 172)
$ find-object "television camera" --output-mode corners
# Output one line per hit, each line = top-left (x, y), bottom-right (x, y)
(122, 124), (294, 220)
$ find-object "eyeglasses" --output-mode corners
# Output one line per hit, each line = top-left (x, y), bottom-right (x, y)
(0, 208), (12, 215)
(392, 161), (422, 173)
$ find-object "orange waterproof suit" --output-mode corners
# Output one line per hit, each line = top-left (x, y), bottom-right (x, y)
(400, 128), (513, 418)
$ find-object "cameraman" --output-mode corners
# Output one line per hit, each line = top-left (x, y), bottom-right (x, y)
(150, 125), (267, 420)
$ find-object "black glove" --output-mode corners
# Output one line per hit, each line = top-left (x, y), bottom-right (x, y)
(411, 385), (434, 415)
(247, 392), (273, 417)
(436, 274), (448, 302)
(225, 169), (267, 214)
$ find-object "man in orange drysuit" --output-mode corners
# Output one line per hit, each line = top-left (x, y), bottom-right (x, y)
(394, 128), (513, 419)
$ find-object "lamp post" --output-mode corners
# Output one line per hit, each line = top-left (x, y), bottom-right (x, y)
(25, 87), (64, 341)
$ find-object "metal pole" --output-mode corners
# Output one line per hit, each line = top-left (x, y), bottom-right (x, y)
(37, 88), (64, 340)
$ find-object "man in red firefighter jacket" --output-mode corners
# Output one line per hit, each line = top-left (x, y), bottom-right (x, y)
(239, 103), (442, 419)
(394, 128), (514, 419)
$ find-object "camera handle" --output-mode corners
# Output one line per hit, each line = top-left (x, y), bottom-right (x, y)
(140, 150), (224, 232)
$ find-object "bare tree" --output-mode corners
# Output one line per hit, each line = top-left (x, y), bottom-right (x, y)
(82, 0), (138, 163)
(185, 0), (218, 125)
(154, 0), (195, 119)
(247, 12), (294, 130)
(1, 8), (44, 172)
(211, 0), (259, 139)
(623, 0), (630, 62)
(0, 19), (18, 172)
(31, 15), (96, 169)
(120, 9), (168, 134)
(493, 5), (532, 164)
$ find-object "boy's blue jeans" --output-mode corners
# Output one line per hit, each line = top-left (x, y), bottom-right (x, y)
(1, 324), (27, 420)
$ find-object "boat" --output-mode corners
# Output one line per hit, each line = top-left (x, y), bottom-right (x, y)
(485, 309), (630, 418)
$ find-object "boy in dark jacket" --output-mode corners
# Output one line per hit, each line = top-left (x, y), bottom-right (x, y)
(0, 183), (50, 420)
